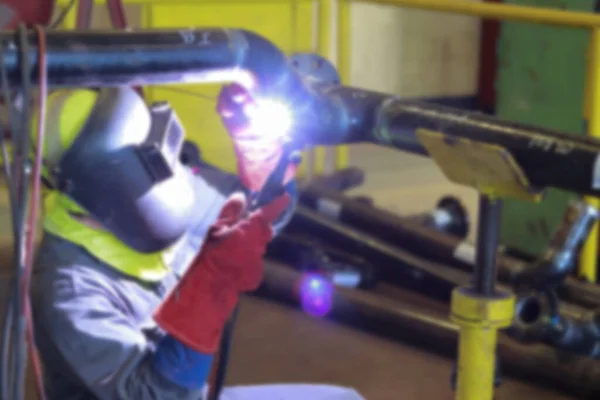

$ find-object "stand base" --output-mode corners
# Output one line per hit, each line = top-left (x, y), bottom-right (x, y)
(450, 287), (515, 400)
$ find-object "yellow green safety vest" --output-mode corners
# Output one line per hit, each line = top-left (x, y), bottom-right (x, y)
(43, 190), (172, 282)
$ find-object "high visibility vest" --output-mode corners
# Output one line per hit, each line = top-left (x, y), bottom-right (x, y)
(43, 191), (172, 282)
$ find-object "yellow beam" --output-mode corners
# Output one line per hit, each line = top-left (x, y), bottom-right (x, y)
(59, 0), (314, 4)
(354, 0), (600, 29)
(579, 28), (600, 283)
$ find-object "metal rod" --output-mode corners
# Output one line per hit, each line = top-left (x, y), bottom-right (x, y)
(288, 205), (470, 301)
(474, 196), (502, 295)
(5, 30), (600, 196)
(298, 185), (600, 309)
(322, 86), (600, 197)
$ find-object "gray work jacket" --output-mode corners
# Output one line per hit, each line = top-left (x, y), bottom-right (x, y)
(32, 166), (295, 400)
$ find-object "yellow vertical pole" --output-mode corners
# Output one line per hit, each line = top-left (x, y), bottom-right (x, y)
(335, 0), (351, 170)
(317, 0), (332, 59)
(579, 27), (600, 283)
(312, 0), (333, 175)
(451, 288), (514, 400)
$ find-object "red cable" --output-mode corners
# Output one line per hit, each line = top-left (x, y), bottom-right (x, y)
(106, 0), (128, 29)
(20, 25), (48, 400)
(75, 0), (94, 29)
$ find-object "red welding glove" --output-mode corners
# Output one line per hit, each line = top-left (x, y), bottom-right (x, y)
(154, 192), (290, 353)
(217, 83), (297, 192)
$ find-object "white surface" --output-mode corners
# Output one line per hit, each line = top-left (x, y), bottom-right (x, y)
(347, 144), (479, 243)
(349, 1), (482, 97)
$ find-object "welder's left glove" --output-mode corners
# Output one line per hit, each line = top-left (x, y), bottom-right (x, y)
(217, 83), (298, 192)
(154, 192), (290, 354)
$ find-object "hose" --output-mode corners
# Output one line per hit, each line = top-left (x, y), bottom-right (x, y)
(10, 25), (33, 400)
(0, 24), (48, 400)
(23, 25), (47, 400)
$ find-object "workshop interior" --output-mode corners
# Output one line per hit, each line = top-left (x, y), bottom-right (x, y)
(7, 0), (600, 399)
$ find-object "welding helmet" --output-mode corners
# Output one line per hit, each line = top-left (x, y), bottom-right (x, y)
(41, 87), (195, 253)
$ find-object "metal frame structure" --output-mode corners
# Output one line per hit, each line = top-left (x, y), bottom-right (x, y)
(336, 0), (600, 283)
(335, 1), (600, 399)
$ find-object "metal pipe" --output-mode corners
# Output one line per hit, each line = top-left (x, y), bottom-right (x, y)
(258, 262), (600, 399)
(283, 205), (585, 312)
(474, 196), (502, 295)
(268, 233), (378, 290)
(0, 28), (345, 148)
(301, 185), (468, 237)
(6, 30), (600, 195)
(511, 290), (600, 359)
(516, 201), (600, 288)
(321, 86), (600, 197)
(298, 185), (600, 309)
(288, 205), (470, 301)
(356, 0), (600, 29)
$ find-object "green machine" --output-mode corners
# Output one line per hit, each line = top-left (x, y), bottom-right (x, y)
(496, 0), (595, 256)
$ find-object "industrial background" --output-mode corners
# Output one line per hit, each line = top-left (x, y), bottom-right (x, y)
(2, 0), (600, 400)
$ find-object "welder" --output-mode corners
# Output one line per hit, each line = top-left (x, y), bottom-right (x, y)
(30, 85), (364, 400)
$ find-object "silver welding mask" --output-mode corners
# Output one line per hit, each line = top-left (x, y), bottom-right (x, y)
(54, 87), (195, 253)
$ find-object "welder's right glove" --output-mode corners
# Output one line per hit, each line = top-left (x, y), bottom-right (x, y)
(154, 192), (290, 354)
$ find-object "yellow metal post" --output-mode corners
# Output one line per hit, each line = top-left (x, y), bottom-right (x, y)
(451, 288), (514, 400)
(335, 0), (351, 170)
(579, 28), (600, 283)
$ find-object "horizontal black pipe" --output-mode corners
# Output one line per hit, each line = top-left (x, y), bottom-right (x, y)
(6, 29), (600, 196)
(257, 262), (600, 399)
(288, 205), (470, 302)
(287, 204), (586, 317)
(321, 86), (600, 197)
(0, 29), (345, 148)
(268, 233), (378, 289)
(299, 186), (600, 309)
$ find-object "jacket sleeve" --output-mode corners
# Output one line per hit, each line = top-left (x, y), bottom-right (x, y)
(34, 263), (205, 400)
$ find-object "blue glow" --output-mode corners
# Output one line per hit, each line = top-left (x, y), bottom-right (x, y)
(299, 274), (334, 318)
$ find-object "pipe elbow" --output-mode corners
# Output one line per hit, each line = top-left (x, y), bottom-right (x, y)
(513, 254), (573, 289)
(230, 31), (350, 147)
(509, 290), (560, 343)
(233, 29), (291, 94)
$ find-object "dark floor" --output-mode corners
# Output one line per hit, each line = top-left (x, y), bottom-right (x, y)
(227, 296), (575, 400)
